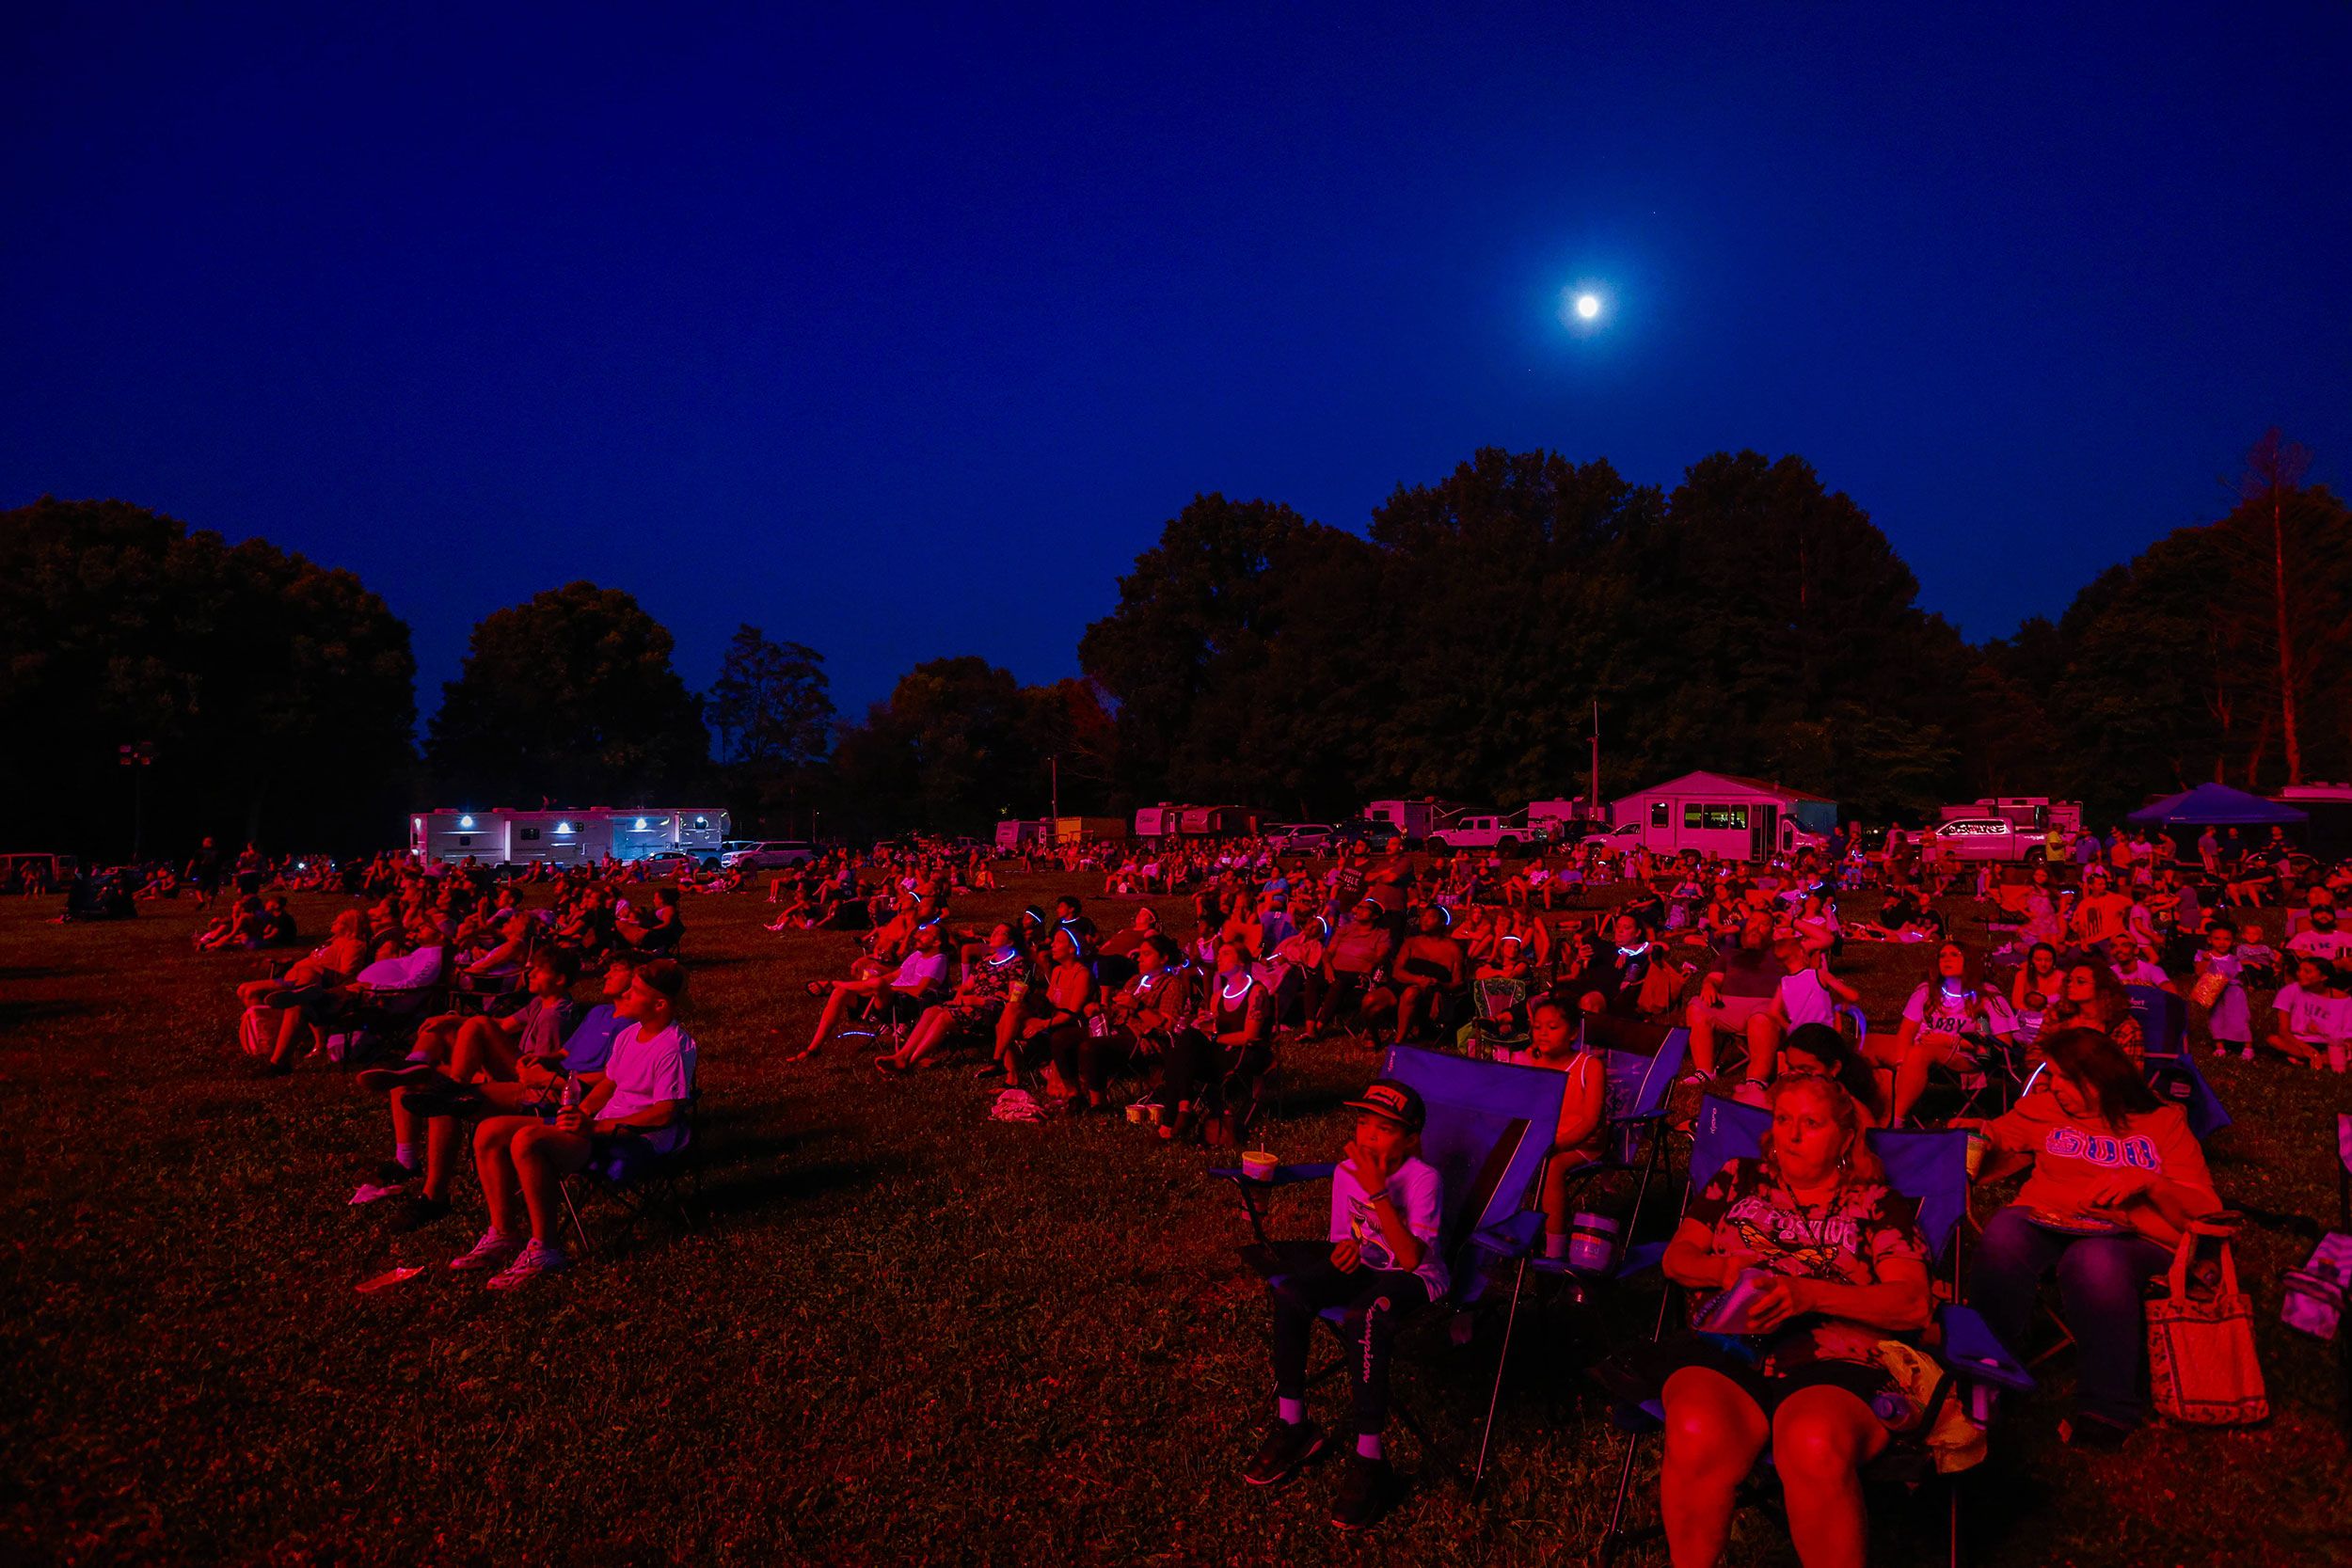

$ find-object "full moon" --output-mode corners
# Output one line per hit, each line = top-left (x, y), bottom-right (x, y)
(1574, 293), (1601, 320)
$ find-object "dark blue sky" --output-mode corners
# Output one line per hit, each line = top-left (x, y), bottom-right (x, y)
(6, 4), (2348, 717)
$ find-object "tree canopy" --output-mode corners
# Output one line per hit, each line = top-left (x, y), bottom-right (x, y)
(426, 581), (709, 807)
(0, 497), (416, 853)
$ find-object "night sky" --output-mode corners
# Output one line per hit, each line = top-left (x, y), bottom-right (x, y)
(6, 5), (2348, 716)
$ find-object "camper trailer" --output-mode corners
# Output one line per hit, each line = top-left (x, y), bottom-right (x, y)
(994, 818), (1050, 851)
(1177, 804), (1253, 837)
(1610, 773), (1836, 863)
(1133, 803), (1185, 839)
(408, 807), (729, 868)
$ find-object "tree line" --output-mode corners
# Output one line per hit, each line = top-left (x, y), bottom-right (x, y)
(5, 433), (2345, 855)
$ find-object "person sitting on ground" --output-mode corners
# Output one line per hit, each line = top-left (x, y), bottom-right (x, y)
(2101, 931), (2173, 992)
(1964, 1026), (2222, 1448)
(2265, 955), (2349, 1070)
(1506, 998), (1606, 1261)
(1684, 915), (1788, 1086)
(1637, 1073), (1931, 1568)
(1390, 903), (1468, 1047)
(793, 920), (950, 1061)
(450, 958), (698, 1291)
(1241, 1079), (1444, 1532)
(1867, 941), (2017, 1125)
(1157, 939), (1271, 1144)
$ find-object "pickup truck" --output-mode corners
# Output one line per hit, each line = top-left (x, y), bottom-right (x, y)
(1927, 816), (2047, 863)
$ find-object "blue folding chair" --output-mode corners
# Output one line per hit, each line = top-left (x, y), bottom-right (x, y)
(1210, 1046), (1565, 1496)
(2128, 985), (2232, 1140)
(1526, 1020), (1689, 1285)
(1596, 1095), (2033, 1567)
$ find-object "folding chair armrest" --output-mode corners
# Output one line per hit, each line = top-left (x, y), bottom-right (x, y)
(1206, 1161), (1337, 1189)
(1468, 1209), (1544, 1259)
(1936, 1304), (2035, 1393)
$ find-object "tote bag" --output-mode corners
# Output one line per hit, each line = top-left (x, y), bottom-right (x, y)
(2146, 1220), (2268, 1426)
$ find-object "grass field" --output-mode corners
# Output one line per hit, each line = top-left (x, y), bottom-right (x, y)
(4, 872), (2350, 1567)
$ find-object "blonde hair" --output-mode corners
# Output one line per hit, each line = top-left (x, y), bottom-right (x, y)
(1758, 1073), (1883, 1189)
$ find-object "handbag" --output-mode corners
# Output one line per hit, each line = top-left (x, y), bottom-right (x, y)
(2145, 1219), (2268, 1426)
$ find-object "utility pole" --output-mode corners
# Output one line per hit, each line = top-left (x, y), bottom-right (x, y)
(1589, 701), (1601, 823)
(119, 740), (156, 861)
(1050, 754), (1059, 822)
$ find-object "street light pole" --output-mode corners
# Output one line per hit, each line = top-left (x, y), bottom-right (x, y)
(119, 741), (156, 862)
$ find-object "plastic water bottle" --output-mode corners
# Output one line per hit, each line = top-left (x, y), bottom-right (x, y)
(560, 1076), (581, 1112)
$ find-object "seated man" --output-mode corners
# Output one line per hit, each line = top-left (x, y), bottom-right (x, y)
(1684, 916), (1789, 1084)
(452, 957), (697, 1289)
(237, 909), (370, 1069)
(616, 887), (684, 956)
(355, 953), (633, 1229)
(791, 922), (950, 1060)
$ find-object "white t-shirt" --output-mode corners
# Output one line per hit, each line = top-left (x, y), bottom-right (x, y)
(2272, 984), (2351, 1045)
(891, 950), (951, 994)
(2110, 958), (2171, 990)
(1902, 981), (2017, 1039)
(2287, 929), (2352, 964)
(358, 946), (443, 990)
(1330, 1154), (1448, 1299)
(597, 1022), (698, 1152)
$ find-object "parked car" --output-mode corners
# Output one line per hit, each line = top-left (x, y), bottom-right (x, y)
(723, 840), (816, 870)
(1268, 823), (1336, 853)
(1579, 822), (1645, 850)
(636, 849), (711, 874)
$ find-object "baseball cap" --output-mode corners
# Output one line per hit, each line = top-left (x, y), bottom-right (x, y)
(1343, 1078), (1426, 1132)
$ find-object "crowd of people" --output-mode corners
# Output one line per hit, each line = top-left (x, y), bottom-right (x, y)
(81, 814), (2338, 1552)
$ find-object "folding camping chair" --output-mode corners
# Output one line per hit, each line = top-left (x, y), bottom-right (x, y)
(1208, 1046), (1565, 1497)
(2128, 985), (2233, 1140)
(1528, 1018), (1690, 1286)
(560, 1093), (705, 1257)
(1596, 1094), (2034, 1567)
(1461, 976), (1530, 1057)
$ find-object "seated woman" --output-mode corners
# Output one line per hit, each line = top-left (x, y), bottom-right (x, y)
(2265, 954), (2348, 1069)
(1643, 1074), (1931, 1568)
(1390, 904), (1468, 1047)
(1157, 940), (1272, 1144)
(1773, 1022), (1887, 1125)
(1965, 1025), (2222, 1446)
(1866, 941), (2017, 1125)
(1504, 998), (1606, 1261)
(2007, 942), (2065, 1036)
(1040, 931), (1193, 1108)
(1010, 927), (1097, 1093)
(2043, 958), (2144, 1063)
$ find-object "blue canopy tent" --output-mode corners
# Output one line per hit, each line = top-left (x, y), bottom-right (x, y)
(2127, 782), (2308, 829)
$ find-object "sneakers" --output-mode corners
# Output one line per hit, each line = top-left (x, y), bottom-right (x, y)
(1242, 1419), (1325, 1486)
(485, 1239), (568, 1291)
(448, 1228), (523, 1273)
(348, 1180), (405, 1206)
(1329, 1453), (1399, 1531)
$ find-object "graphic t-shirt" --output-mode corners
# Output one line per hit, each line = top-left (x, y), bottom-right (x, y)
(2273, 983), (2352, 1044)
(1330, 1155), (1448, 1299)
(1984, 1093), (2215, 1229)
(1902, 982), (2018, 1039)
(1684, 1158), (1928, 1366)
(2287, 928), (2352, 965)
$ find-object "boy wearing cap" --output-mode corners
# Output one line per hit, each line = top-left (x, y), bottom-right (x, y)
(1244, 1078), (1445, 1531)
